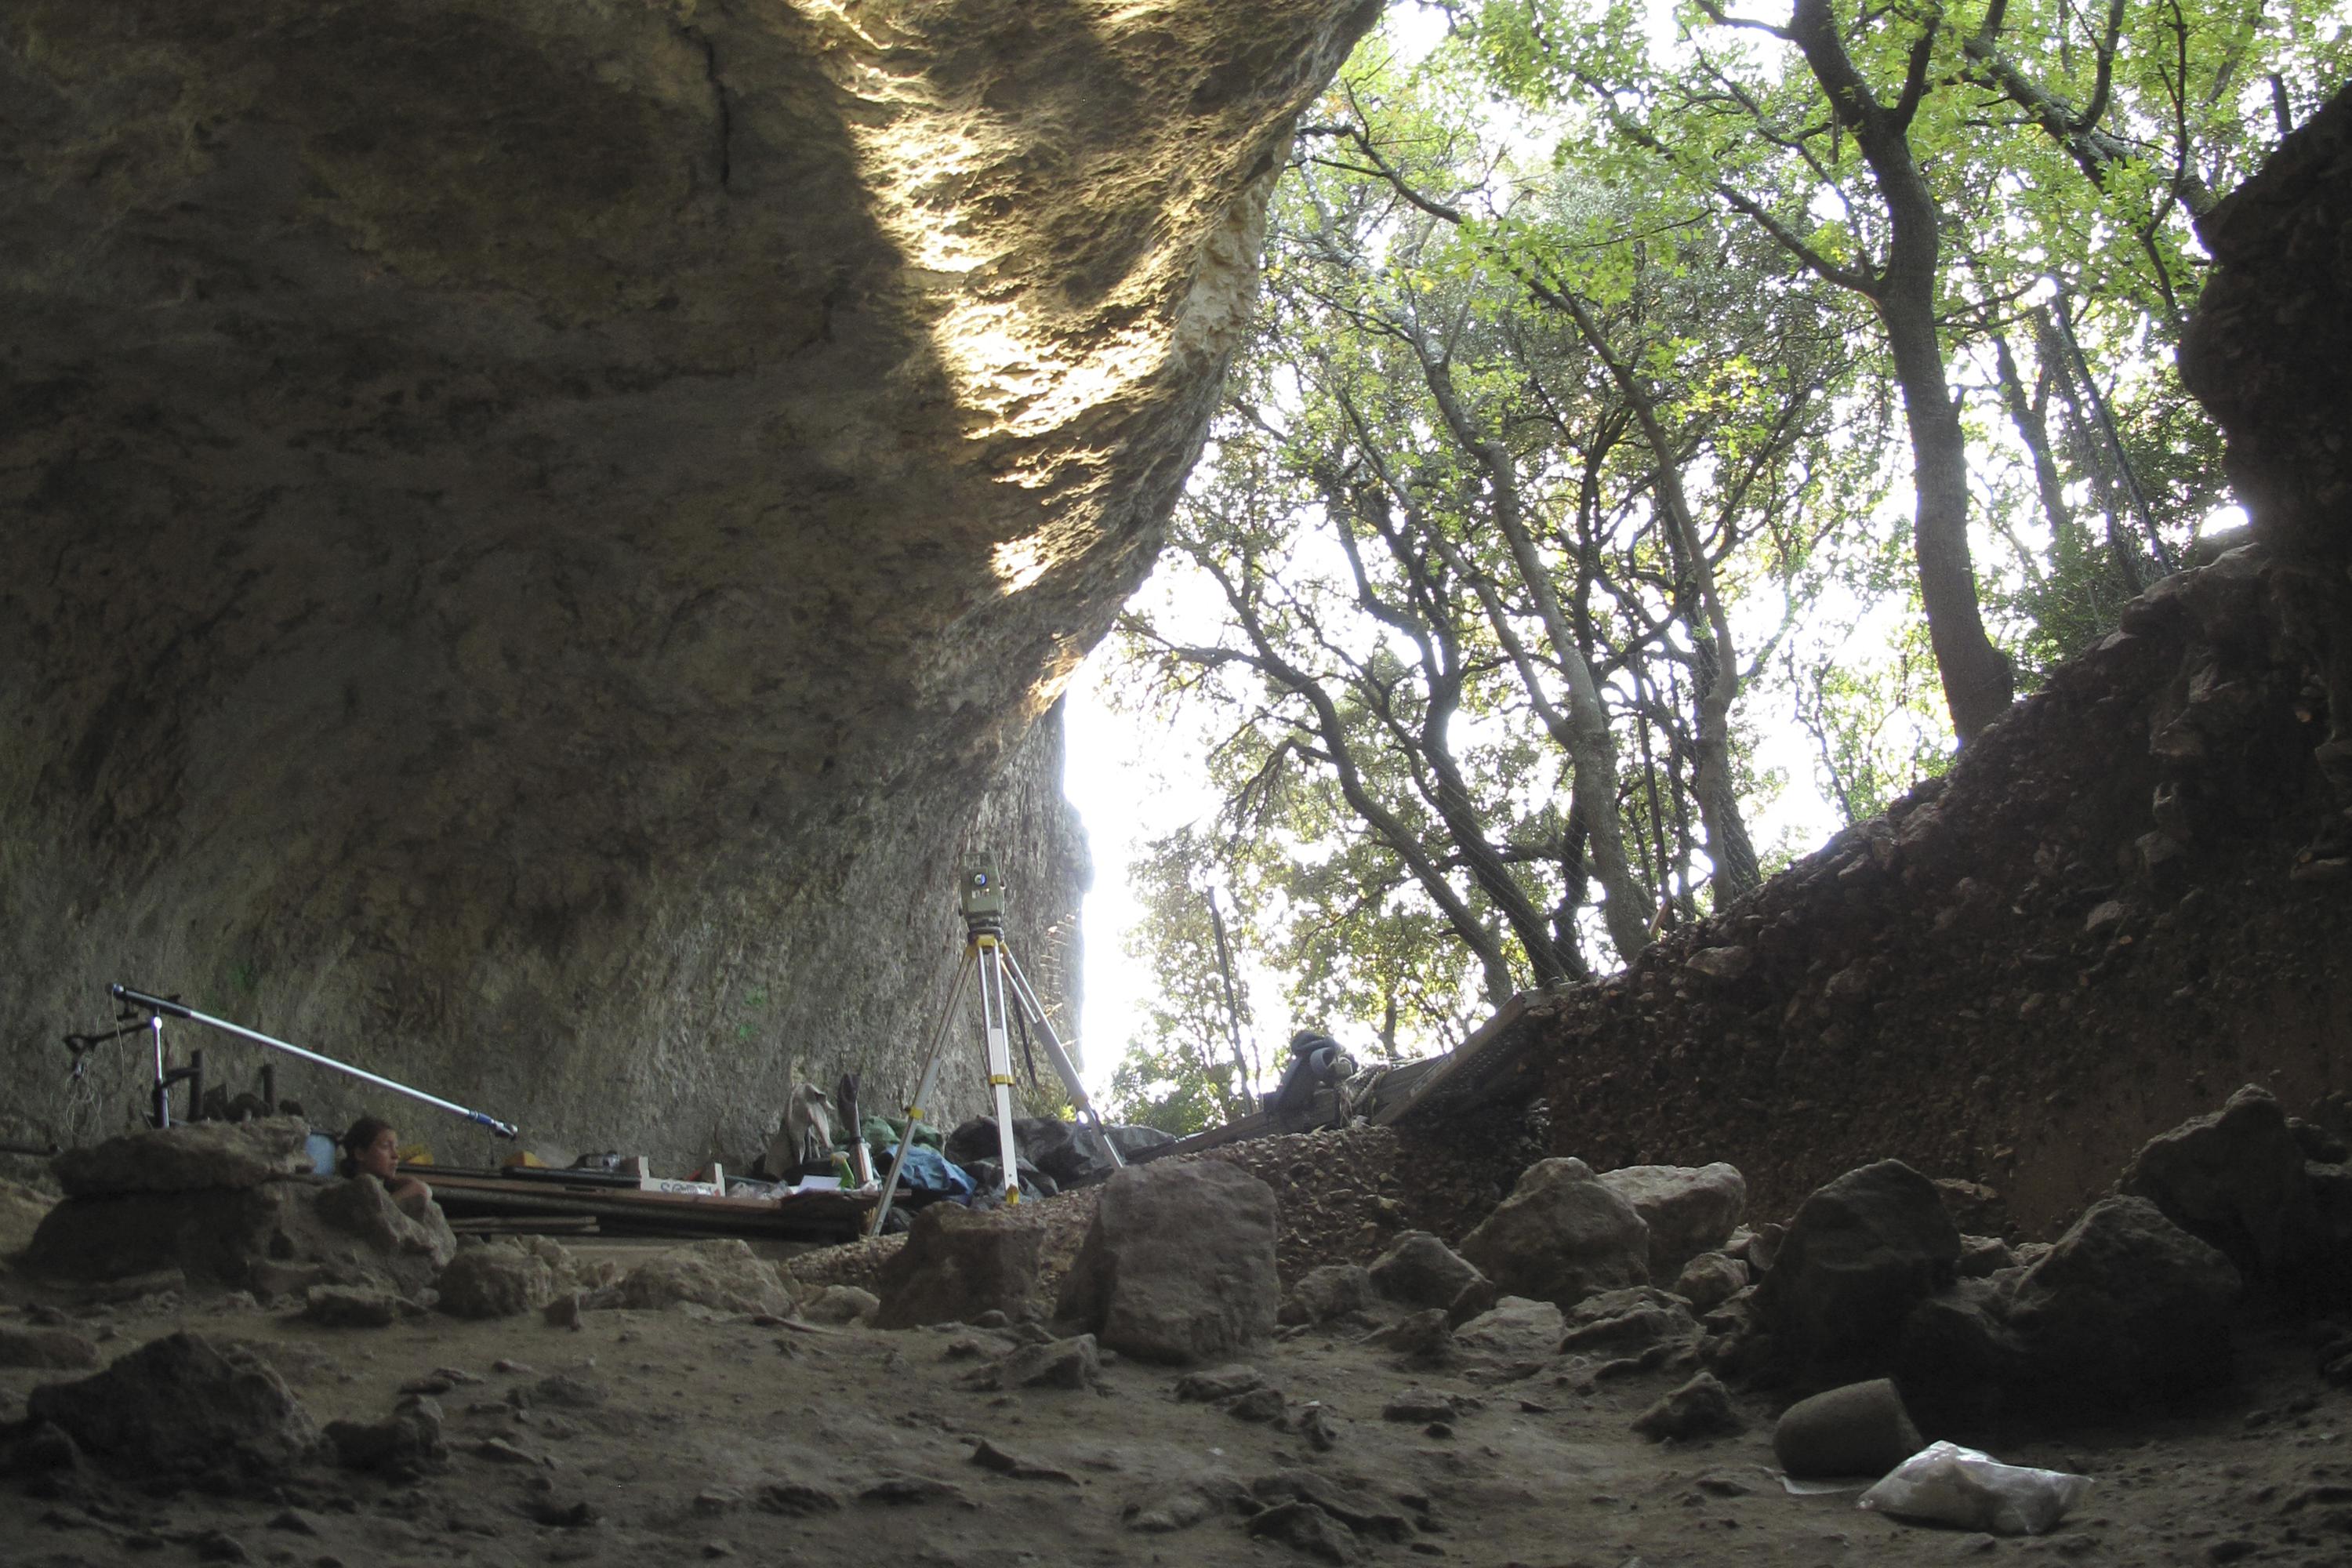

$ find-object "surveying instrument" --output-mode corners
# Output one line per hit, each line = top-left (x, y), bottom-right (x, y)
(867, 857), (1122, 1235)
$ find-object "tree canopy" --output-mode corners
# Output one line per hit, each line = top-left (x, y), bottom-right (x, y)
(1097, 0), (2348, 1129)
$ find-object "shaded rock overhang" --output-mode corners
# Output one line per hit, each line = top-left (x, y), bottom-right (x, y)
(0, 0), (1383, 1159)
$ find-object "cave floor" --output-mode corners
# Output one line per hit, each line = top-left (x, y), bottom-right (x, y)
(2, 1272), (2345, 1568)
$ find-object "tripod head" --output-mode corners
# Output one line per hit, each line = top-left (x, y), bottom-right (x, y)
(960, 857), (1007, 938)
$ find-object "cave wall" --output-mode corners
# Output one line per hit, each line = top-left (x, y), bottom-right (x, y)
(1523, 85), (2352, 1237)
(0, 0), (1381, 1167)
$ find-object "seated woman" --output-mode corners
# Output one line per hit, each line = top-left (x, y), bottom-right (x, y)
(339, 1116), (434, 1218)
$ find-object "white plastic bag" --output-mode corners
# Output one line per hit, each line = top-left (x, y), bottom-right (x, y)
(1857, 1441), (2091, 1536)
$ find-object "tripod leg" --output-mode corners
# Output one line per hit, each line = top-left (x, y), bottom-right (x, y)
(999, 943), (1124, 1170)
(869, 946), (975, 1238)
(975, 937), (1024, 1203)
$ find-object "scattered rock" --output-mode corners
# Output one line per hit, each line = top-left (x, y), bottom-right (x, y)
(1174, 1364), (1268, 1403)
(968, 1439), (1079, 1483)
(1630, 1371), (1743, 1443)
(1559, 1287), (1703, 1363)
(1686, 946), (1754, 982)
(1366, 1231), (1490, 1319)
(1247, 1500), (1367, 1563)
(858, 1472), (973, 1507)
(619, 1239), (797, 1316)
(873, 1203), (1045, 1329)
(1251, 1469), (1411, 1541)
(27, 1330), (319, 1486)
(473, 1436), (548, 1467)
(1057, 1161), (1279, 1364)
(1123, 1475), (1249, 1533)
(2122, 1083), (2333, 1290)
(1598, 1163), (1748, 1280)
(1772, 1379), (1924, 1479)
(1457, 1158), (1650, 1308)
(438, 1240), (575, 1319)
(1221, 1385), (1287, 1421)
(754, 1480), (844, 1516)
(1957, 1236), (2016, 1278)
(1381, 1388), (1464, 1423)
(52, 1119), (311, 1197)
(1453, 1296), (1566, 1364)
(0, 1325), (100, 1370)
(1672, 1252), (1749, 1312)
(1283, 1400), (1341, 1451)
(303, 1285), (401, 1328)
(1278, 1263), (1374, 1326)
(974, 1332), (1099, 1391)
(1754, 1160), (1959, 1377)
(325, 1395), (445, 1472)
(530, 1371), (609, 1409)
(1357, 1306), (1454, 1367)
(27, 1171), (453, 1295)
(802, 1286), (880, 1325)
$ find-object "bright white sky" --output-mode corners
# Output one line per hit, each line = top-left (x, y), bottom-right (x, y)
(1060, 2), (1818, 1103)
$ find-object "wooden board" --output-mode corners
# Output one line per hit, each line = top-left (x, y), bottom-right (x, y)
(1369, 992), (1540, 1126)
(419, 1168), (874, 1243)
(1130, 995), (1541, 1161)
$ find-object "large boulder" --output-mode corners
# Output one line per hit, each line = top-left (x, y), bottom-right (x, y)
(1900, 1196), (2241, 1414)
(27, 1330), (319, 1486)
(2121, 1083), (2329, 1288)
(1452, 1296), (1566, 1365)
(1558, 1286), (1704, 1364)
(1597, 1163), (1747, 1280)
(53, 1118), (312, 1197)
(1056, 1160), (1279, 1364)
(1277, 1263), (1374, 1327)
(617, 1239), (796, 1317)
(1456, 1158), (1650, 1309)
(2000, 1196), (2241, 1403)
(1366, 1231), (1490, 1318)
(873, 1203), (1046, 1329)
(437, 1237), (580, 1319)
(1754, 1160), (1958, 1379)
(26, 1173), (455, 1296)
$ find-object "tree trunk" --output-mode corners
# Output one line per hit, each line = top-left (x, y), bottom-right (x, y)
(1420, 353), (1656, 965)
(1789, 0), (2014, 742)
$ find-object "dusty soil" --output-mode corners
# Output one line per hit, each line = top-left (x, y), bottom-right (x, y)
(4, 1217), (2350, 1568)
(1523, 557), (2352, 1240)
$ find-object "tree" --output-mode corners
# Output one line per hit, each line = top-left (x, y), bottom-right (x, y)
(1116, 56), (1854, 1001)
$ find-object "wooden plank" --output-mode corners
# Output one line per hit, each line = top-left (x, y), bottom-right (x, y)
(1370, 992), (1537, 1127)
(1131, 1011), (1519, 1160)
(421, 1169), (873, 1242)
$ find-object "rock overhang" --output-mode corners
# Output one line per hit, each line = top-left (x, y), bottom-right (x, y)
(0, 0), (1384, 1160)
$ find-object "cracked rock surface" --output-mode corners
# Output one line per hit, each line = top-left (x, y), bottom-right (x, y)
(0, 0), (1379, 1164)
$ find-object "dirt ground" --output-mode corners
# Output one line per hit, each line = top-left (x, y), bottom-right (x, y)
(4, 1224), (2348, 1568)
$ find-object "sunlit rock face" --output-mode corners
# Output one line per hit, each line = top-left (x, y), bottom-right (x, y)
(0, 0), (1380, 1163)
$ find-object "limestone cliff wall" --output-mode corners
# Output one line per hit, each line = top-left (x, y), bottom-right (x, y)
(0, 0), (1379, 1166)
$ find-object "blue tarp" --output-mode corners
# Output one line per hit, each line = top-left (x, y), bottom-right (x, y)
(880, 1142), (975, 1196)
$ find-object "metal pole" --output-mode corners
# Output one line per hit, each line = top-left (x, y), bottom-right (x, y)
(998, 942), (1123, 1170)
(108, 984), (520, 1139)
(975, 935), (1023, 1203)
(866, 950), (974, 1237)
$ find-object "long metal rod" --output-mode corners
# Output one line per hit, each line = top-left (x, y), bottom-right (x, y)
(997, 942), (1123, 1170)
(109, 984), (519, 1139)
(866, 951), (973, 1237)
